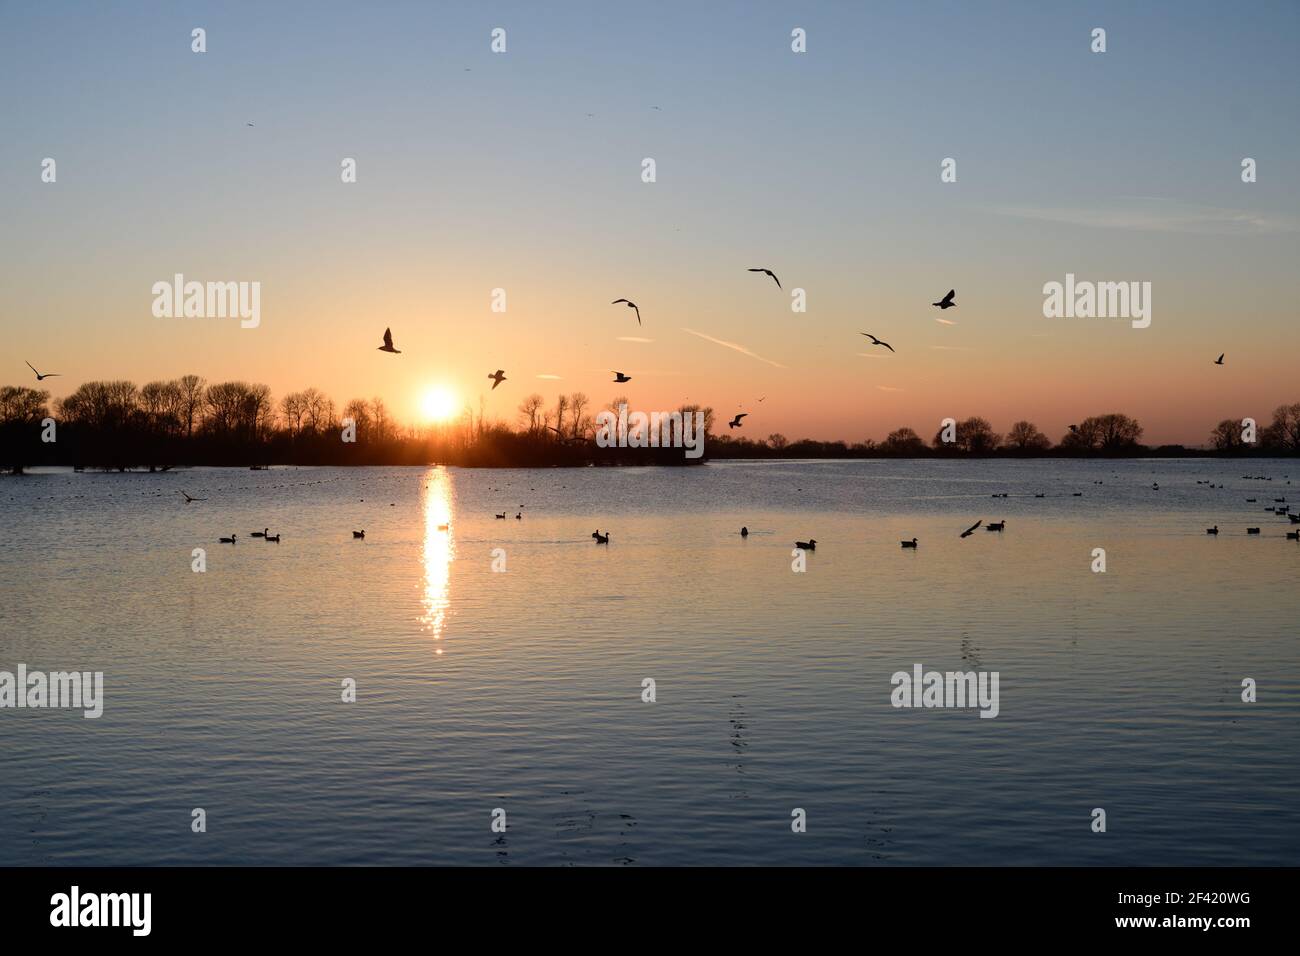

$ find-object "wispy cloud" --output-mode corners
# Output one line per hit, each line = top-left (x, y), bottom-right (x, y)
(876, 385), (903, 392)
(617, 336), (654, 343)
(929, 344), (975, 351)
(856, 352), (887, 359)
(935, 317), (957, 326)
(536, 373), (562, 380)
(680, 328), (786, 368)
(988, 197), (1298, 235)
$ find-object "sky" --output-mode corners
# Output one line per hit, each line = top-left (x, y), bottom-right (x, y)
(1, 0), (1297, 446)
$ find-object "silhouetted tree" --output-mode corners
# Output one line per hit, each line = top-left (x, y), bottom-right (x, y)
(1005, 420), (1051, 451)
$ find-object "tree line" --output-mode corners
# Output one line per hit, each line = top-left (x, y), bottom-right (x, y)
(1, 378), (1298, 473)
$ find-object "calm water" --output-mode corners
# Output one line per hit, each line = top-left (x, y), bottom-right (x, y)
(1, 459), (1297, 866)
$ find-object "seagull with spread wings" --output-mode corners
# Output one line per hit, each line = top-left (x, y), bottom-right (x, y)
(747, 268), (781, 289)
(860, 332), (895, 353)
(611, 299), (641, 325)
(25, 361), (59, 381)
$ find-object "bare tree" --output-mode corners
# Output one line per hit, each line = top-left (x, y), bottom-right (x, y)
(1005, 420), (1050, 451)
(176, 374), (205, 439)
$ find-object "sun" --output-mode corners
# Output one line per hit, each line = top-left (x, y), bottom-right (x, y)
(419, 386), (459, 423)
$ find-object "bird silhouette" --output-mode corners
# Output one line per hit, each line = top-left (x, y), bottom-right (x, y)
(795, 539), (816, 550)
(592, 530), (610, 544)
(25, 361), (59, 381)
(352, 530), (365, 539)
(932, 289), (956, 310)
(987, 520), (1006, 532)
(179, 491), (206, 503)
(901, 537), (919, 548)
(860, 332), (895, 353)
(377, 328), (400, 353)
(748, 268), (781, 289)
(219, 534), (237, 544)
(1214, 354), (1225, 365)
(611, 299), (641, 325)
(728, 413), (748, 429)
(488, 369), (507, 389)
(960, 520), (981, 538)
(613, 371), (631, 383)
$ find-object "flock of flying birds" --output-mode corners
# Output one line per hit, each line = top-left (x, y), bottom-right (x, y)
(369, 272), (965, 428)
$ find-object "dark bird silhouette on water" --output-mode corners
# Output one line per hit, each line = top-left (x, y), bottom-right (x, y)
(795, 539), (816, 550)
(960, 520), (981, 538)
(179, 491), (207, 503)
(728, 413), (748, 429)
(987, 520), (1006, 532)
(613, 371), (631, 383)
(611, 299), (641, 325)
(860, 332), (895, 353)
(592, 530), (610, 544)
(901, 537), (918, 548)
(1214, 353), (1225, 365)
(748, 268), (781, 289)
(377, 328), (400, 353)
(488, 369), (507, 389)
(740, 527), (749, 537)
(1206, 525), (1218, 535)
(25, 361), (59, 381)
(219, 535), (237, 544)
(352, 530), (365, 539)
(495, 512), (506, 519)
(932, 289), (956, 310)
(251, 528), (268, 538)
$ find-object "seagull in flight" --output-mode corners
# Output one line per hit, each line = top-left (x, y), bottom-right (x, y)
(179, 491), (207, 503)
(859, 332), (895, 353)
(748, 268), (781, 289)
(488, 369), (507, 389)
(1214, 353), (1225, 365)
(932, 289), (956, 310)
(377, 328), (401, 353)
(728, 413), (748, 429)
(612, 371), (632, 383)
(611, 299), (641, 325)
(960, 520), (982, 538)
(25, 361), (59, 381)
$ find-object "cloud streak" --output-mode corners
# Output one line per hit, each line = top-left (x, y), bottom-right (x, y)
(680, 328), (786, 368)
(988, 196), (1299, 235)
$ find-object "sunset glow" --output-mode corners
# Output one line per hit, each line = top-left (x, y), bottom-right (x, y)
(419, 387), (459, 424)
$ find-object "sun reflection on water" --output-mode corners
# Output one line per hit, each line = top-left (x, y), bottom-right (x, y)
(421, 467), (454, 651)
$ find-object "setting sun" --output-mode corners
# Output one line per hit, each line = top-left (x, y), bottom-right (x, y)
(419, 386), (459, 423)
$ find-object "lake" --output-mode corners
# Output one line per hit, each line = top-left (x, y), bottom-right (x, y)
(1, 459), (1297, 865)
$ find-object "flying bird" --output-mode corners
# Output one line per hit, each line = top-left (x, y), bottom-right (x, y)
(859, 332), (895, 353)
(377, 328), (400, 353)
(612, 371), (631, 383)
(747, 268), (781, 289)
(179, 491), (207, 503)
(960, 520), (982, 538)
(611, 299), (641, 325)
(25, 361), (59, 381)
(728, 413), (748, 429)
(932, 289), (956, 310)
(488, 369), (507, 389)
(1214, 354), (1225, 365)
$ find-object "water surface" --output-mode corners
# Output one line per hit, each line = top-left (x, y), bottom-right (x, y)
(1, 459), (1297, 865)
